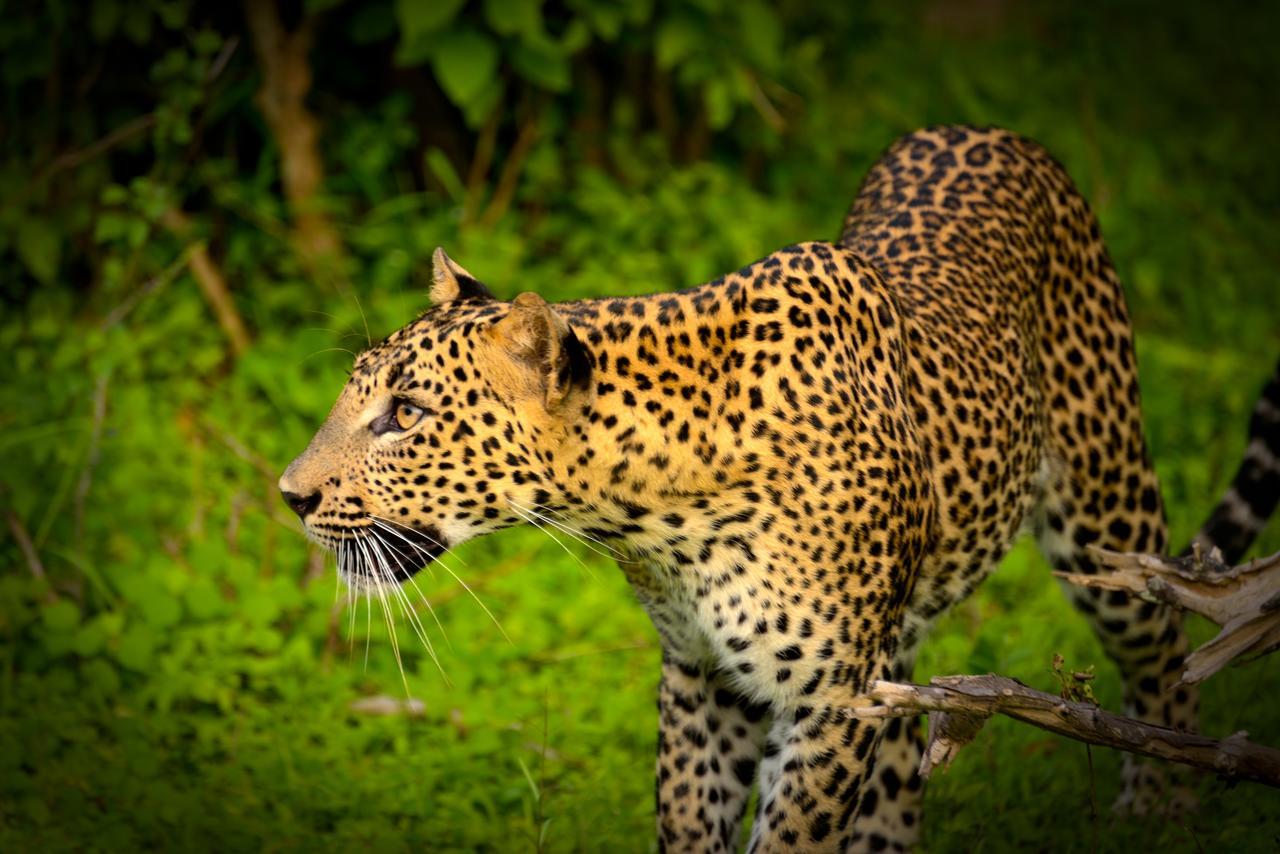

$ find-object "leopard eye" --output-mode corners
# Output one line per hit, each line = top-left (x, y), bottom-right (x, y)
(372, 398), (430, 436)
(394, 401), (425, 431)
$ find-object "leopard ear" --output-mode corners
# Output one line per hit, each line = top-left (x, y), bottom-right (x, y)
(492, 292), (592, 408)
(431, 247), (494, 304)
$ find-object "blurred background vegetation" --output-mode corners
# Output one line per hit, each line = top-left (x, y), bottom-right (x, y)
(1, 0), (1278, 850)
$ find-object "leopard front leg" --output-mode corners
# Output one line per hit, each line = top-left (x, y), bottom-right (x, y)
(747, 650), (896, 854)
(846, 642), (926, 852)
(657, 653), (771, 853)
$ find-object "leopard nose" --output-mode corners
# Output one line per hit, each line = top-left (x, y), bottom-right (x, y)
(281, 489), (322, 519)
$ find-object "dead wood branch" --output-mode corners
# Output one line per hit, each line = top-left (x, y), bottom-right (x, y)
(6, 508), (47, 581)
(243, 0), (343, 264)
(462, 105), (501, 225)
(99, 242), (200, 331)
(160, 209), (251, 356)
(1058, 546), (1280, 685)
(853, 675), (1280, 788)
(349, 695), (426, 718)
(73, 371), (111, 550)
(38, 113), (156, 182)
(477, 109), (540, 228)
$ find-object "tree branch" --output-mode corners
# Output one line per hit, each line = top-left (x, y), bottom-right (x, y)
(243, 0), (343, 265)
(161, 209), (252, 357)
(1058, 546), (1280, 685)
(5, 508), (47, 582)
(477, 106), (540, 229)
(852, 675), (1280, 788)
(73, 371), (111, 550)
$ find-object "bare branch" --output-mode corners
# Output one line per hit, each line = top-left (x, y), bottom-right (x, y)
(1057, 546), (1280, 684)
(243, 0), (343, 264)
(38, 113), (156, 180)
(73, 371), (111, 549)
(5, 509), (46, 581)
(462, 104), (501, 226)
(478, 107), (540, 229)
(100, 242), (203, 332)
(743, 70), (786, 133)
(161, 209), (252, 357)
(851, 675), (1280, 788)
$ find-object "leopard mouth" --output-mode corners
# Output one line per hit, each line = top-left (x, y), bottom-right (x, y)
(319, 520), (448, 586)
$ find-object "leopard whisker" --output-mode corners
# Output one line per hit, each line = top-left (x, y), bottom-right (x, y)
(373, 521), (511, 644)
(521, 499), (634, 559)
(369, 513), (471, 569)
(367, 530), (448, 680)
(341, 541), (359, 663)
(359, 535), (410, 694)
(512, 499), (634, 564)
(366, 515), (442, 580)
(369, 526), (455, 660)
(508, 502), (599, 581)
(367, 520), (455, 651)
(363, 578), (373, 670)
(301, 346), (360, 364)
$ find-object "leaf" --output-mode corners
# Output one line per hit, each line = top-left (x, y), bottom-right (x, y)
(431, 27), (500, 107)
(703, 76), (735, 129)
(483, 0), (543, 38)
(395, 0), (467, 40)
(16, 217), (60, 283)
(655, 15), (700, 69)
(121, 5), (153, 44)
(90, 0), (121, 42)
(425, 147), (466, 202)
(351, 4), (397, 44)
(580, 3), (622, 41)
(516, 756), (541, 801)
(42, 600), (81, 634)
(136, 585), (182, 629)
(115, 624), (155, 671)
(73, 619), (109, 656)
(736, 0), (781, 69)
(82, 658), (121, 696)
(511, 40), (570, 92)
(460, 77), (505, 128)
(241, 590), (281, 627)
(394, 0), (468, 64)
(560, 18), (592, 53)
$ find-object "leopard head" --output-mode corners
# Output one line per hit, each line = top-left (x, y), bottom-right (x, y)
(278, 249), (593, 588)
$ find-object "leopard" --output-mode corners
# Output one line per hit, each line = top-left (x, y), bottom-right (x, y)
(279, 125), (1280, 852)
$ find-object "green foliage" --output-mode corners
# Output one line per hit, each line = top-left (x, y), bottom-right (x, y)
(2, 0), (1279, 851)
(1051, 654), (1097, 705)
